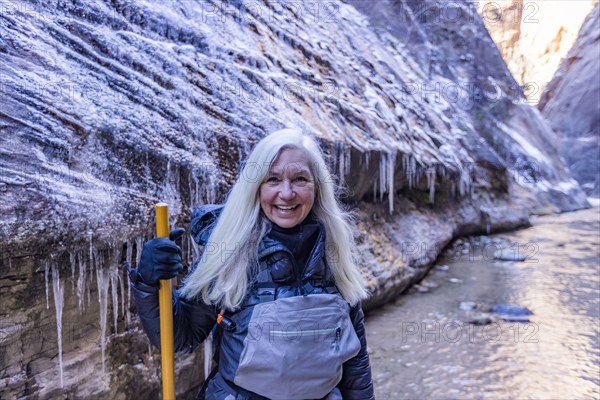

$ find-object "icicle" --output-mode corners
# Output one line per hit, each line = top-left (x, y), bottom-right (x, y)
(88, 231), (94, 263)
(387, 152), (396, 214)
(164, 159), (181, 202)
(204, 176), (217, 204)
(402, 154), (409, 187)
(379, 154), (387, 202)
(44, 261), (50, 310)
(196, 170), (205, 206)
(51, 262), (64, 388)
(426, 167), (436, 203)
(459, 163), (472, 197)
(148, 342), (152, 358)
(77, 250), (87, 312)
(69, 252), (76, 293)
(110, 261), (119, 334)
(403, 154), (416, 189)
(135, 236), (144, 265)
(176, 163), (181, 192)
(198, 172), (205, 206)
(96, 251), (109, 374)
(119, 268), (125, 321)
(189, 170), (195, 210)
(344, 145), (351, 179)
(192, 174), (201, 208)
(204, 170), (217, 204)
(364, 151), (370, 170)
(204, 334), (213, 379)
(125, 239), (133, 326)
(166, 159), (172, 193)
(88, 231), (94, 306)
(337, 141), (345, 184)
(410, 157), (416, 188)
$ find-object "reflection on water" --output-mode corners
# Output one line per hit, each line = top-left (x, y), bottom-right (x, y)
(366, 207), (600, 399)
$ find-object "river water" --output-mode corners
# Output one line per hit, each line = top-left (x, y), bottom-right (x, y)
(365, 206), (600, 399)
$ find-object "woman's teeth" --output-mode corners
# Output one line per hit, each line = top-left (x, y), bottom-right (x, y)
(275, 205), (297, 210)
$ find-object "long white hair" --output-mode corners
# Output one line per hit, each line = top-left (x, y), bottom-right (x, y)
(180, 129), (368, 309)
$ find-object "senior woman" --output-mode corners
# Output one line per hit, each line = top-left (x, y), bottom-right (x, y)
(131, 129), (374, 400)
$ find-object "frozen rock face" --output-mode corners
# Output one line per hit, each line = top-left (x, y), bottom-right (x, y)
(539, 2), (600, 196)
(346, 0), (587, 211)
(0, 0), (588, 398)
(478, 0), (596, 104)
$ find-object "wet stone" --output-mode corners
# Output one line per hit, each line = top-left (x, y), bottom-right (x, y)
(465, 313), (493, 325)
(413, 284), (429, 293)
(459, 301), (478, 311)
(489, 305), (533, 322)
(493, 253), (527, 262)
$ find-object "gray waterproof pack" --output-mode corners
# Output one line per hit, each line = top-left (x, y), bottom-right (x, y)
(232, 293), (361, 399)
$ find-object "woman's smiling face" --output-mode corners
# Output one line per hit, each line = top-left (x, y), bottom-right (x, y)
(260, 148), (316, 228)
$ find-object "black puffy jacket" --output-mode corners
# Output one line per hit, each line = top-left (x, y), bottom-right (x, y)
(132, 205), (374, 400)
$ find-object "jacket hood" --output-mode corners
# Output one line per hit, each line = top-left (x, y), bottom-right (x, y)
(191, 204), (223, 245)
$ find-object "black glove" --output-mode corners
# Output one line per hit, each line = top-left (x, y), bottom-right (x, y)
(136, 228), (185, 286)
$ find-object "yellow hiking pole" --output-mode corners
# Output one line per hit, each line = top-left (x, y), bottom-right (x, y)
(155, 202), (176, 400)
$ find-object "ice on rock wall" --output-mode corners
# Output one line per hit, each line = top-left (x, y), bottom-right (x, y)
(403, 155), (417, 189)
(109, 257), (120, 334)
(426, 167), (436, 204)
(163, 161), (183, 216)
(44, 260), (49, 310)
(76, 251), (87, 312)
(88, 231), (94, 307)
(377, 151), (397, 213)
(135, 236), (144, 265)
(188, 164), (220, 212)
(38, 231), (209, 387)
(125, 239), (133, 326)
(40, 235), (149, 383)
(459, 165), (473, 197)
(95, 251), (109, 374)
(69, 252), (75, 293)
(335, 141), (352, 184)
(51, 262), (64, 388)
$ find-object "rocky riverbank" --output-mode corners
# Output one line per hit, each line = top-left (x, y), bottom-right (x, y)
(366, 206), (600, 399)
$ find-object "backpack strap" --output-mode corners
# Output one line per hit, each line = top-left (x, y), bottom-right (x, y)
(324, 285), (339, 294)
(257, 283), (277, 303)
(256, 265), (277, 303)
(251, 254), (340, 304)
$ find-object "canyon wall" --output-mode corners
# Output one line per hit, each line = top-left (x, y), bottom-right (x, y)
(539, 2), (600, 196)
(0, 1), (588, 398)
(479, 0), (596, 104)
